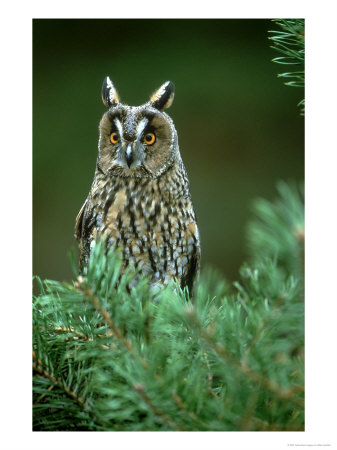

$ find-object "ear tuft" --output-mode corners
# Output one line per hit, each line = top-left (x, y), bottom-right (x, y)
(102, 76), (120, 108)
(150, 81), (175, 111)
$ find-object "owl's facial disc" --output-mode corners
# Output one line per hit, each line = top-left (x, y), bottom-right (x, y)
(99, 105), (175, 177)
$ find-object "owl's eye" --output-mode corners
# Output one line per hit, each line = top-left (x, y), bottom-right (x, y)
(144, 132), (156, 145)
(110, 132), (119, 144)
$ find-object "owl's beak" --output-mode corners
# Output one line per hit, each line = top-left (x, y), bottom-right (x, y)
(122, 142), (142, 169)
(125, 144), (133, 168)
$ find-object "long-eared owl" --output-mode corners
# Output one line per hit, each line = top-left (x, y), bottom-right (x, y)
(75, 77), (200, 294)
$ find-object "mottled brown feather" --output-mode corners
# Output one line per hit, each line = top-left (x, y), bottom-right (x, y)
(75, 79), (200, 295)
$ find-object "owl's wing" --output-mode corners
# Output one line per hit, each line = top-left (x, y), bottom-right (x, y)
(74, 199), (88, 241)
(181, 225), (201, 297)
(187, 244), (201, 297)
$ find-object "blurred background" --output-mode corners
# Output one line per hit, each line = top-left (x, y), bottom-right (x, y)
(33, 19), (304, 286)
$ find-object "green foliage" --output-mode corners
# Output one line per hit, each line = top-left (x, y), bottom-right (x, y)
(268, 19), (305, 114)
(33, 182), (304, 431)
(246, 180), (304, 278)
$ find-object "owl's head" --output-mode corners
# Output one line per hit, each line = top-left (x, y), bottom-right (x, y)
(97, 76), (178, 178)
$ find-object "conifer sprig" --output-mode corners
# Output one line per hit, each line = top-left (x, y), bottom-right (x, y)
(33, 182), (304, 431)
(268, 19), (305, 114)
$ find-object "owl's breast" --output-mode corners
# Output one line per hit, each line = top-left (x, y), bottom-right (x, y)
(91, 179), (199, 288)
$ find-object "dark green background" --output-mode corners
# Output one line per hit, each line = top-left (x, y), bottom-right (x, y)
(33, 19), (304, 284)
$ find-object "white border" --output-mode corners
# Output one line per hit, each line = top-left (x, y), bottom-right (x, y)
(1, 1), (337, 449)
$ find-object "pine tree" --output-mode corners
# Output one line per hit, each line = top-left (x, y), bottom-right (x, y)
(33, 181), (304, 431)
(268, 19), (305, 114)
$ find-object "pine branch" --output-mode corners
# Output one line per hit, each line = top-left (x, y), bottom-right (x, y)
(33, 351), (86, 408)
(246, 180), (304, 279)
(33, 181), (304, 431)
(74, 275), (135, 353)
(268, 19), (305, 114)
(184, 306), (304, 408)
(134, 384), (185, 431)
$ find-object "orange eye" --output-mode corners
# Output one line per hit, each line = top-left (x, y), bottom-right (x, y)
(144, 132), (156, 145)
(110, 132), (119, 144)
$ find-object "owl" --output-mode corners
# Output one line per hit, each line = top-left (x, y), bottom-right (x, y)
(75, 77), (200, 294)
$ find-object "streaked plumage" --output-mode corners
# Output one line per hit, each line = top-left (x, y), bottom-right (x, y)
(75, 77), (200, 294)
